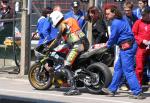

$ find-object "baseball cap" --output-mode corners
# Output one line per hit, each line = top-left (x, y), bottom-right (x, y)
(71, 1), (80, 7)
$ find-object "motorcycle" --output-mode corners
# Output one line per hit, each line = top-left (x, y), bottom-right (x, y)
(28, 43), (112, 94)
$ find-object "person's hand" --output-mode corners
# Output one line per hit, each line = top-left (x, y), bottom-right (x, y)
(143, 40), (149, 45)
(146, 45), (150, 50)
(146, 41), (150, 50)
(93, 43), (107, 49)
(42, 46), (50, 54)
(32, 32), (39, 40)
(102, 43), (107, 48)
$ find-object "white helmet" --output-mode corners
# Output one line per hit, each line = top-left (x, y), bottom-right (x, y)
(50, 11), (63, 27)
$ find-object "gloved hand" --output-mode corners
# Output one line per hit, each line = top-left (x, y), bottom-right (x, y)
(143, 40), (149, 45)
(42, 46), (52, 54)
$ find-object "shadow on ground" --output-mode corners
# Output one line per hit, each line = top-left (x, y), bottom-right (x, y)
(0, 95), (65, 103)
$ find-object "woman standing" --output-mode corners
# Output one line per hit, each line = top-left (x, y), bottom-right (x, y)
(87, 6), (108, 44)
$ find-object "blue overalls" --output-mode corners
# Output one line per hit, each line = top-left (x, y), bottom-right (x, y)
(107, 18), (142, 95)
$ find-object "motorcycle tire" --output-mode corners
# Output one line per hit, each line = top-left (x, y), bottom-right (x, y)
(85, 62), (112, 94)
(101, 53), (114, 67)
(28, 63), (53, 90)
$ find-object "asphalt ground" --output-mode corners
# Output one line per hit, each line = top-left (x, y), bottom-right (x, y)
(0, 70), (150, 103)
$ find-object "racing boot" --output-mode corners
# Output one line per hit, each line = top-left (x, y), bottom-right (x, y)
(62, 66), (81, 96)
(64, 76), (80, 95)
(64, 87), (80, 95)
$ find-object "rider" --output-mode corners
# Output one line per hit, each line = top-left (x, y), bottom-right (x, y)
(49, 11), (89, 95)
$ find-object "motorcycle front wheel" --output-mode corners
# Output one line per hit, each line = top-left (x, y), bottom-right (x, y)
(28, 63), (53, 90)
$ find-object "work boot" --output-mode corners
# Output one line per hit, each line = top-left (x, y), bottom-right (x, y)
(102, 88), (116, 97)
(64, 88), (80, 95)
(128, 92), (145, 99)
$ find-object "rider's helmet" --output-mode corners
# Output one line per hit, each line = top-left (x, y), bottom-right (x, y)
(50, 11), (64, 27)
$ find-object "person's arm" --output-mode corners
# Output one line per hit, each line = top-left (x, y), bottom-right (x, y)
(47, 23), (66, 50)
(64, 11), (72, 19)
(102, 20), (108, 37)
(77, 13), (86, 29)
(132, 20), (143, 46)
(107, 22), (119, 48)
(42, 20), (51, 39)
(47, 31), (61, 50)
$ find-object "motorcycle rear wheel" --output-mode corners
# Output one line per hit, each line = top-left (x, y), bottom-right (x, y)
(28, 63), (53, 90)
(85, 62), (112, 94)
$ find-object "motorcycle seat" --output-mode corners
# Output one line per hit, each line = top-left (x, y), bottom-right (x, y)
(79, 47), (107, 59)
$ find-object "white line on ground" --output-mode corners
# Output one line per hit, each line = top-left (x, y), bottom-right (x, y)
(0, 89), (133, 103)
(0, 77), (28, 83)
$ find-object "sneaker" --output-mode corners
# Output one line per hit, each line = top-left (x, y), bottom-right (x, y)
(64, 88), (81, 96)
(129, 93), (146, 99)
(102, 88), (115, 97)
(119, 85), (129, 91)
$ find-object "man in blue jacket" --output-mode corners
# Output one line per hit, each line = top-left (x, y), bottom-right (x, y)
(41, 17), (58, 44)
(36, 7), (53, 46)
(123, 1), (138, 28)
(64, 1), (85, 30)
(102, 4), (145, 99)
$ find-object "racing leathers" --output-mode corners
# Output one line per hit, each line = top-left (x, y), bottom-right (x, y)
(50, 17), (88, 66)
(49, 17), (89, 95)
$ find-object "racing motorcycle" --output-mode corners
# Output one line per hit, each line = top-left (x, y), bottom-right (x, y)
(28, 43), (113, 94)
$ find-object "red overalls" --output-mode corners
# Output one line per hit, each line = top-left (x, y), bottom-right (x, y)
(132, 19), (150, 85)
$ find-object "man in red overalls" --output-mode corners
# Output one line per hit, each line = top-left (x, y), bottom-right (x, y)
(132, 7), (150, 85)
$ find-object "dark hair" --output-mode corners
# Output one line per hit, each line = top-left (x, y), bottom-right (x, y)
(1, 0), (8, 4)
(87, 6), (103, 22)
(123, 1), (134, 9)
(42, 7), (52, 17)
(142, 7), (150, 15)
(142, 7), (150, 23)
(104, 4), (122, 19)
(138, 0), (148, 3)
